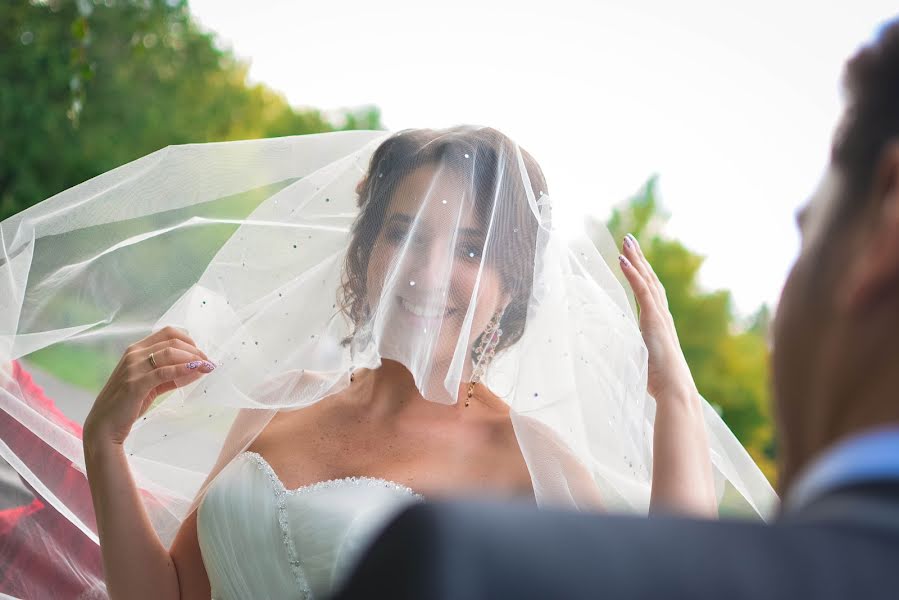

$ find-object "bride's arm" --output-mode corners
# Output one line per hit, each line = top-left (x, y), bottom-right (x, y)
(84, 439), (185, 599)
(83, 326), (216, 600)
(647, 386), (717, 517)
(618, 235), (717, 517)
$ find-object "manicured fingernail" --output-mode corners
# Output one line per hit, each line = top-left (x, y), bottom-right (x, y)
(623, 236), (633, 250)
(619, 254), (631, 268)
(626, 233), (637, 245)
(187, 360), (216, 371)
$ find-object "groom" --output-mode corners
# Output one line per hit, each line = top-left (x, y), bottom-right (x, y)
(334, 18), (899, 600)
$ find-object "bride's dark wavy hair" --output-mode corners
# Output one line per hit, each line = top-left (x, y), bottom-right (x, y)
(338, 126), (549, 355)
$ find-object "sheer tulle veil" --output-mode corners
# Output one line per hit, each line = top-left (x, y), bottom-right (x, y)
(0, 126), (777, 597)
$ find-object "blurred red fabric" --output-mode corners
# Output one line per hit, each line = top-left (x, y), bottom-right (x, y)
(0, 360), (104, 597)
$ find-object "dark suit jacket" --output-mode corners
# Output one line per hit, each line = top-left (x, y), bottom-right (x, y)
(333, 482), (899, 599)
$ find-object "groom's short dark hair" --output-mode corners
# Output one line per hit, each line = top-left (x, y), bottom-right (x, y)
(832, 17), (899, 219)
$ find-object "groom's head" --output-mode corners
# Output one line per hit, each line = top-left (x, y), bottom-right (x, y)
(773, 18), (899, 494)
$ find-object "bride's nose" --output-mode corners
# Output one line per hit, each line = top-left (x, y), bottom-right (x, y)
(407, 238), (453, 292)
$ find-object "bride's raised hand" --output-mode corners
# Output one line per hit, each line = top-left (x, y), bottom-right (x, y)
(619, 234), (716, 514)
(618, 234), (698, 406)
(84, 326), (215, 448)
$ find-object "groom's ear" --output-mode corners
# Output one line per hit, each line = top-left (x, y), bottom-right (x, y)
(840, 142), (899, 313)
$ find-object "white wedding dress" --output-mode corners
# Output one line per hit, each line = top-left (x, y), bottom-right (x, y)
(197, 452), (424, 599)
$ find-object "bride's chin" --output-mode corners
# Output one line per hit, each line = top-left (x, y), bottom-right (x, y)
(376, 316), (461, 354)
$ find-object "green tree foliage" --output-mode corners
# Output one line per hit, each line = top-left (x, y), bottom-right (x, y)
(1, 0), (382, 221)
(605, 176), (776, 482)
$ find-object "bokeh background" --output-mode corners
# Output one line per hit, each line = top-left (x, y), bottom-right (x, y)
(3, 0), (897, 483)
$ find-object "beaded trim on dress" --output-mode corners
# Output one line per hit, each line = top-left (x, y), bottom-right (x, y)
(237, 451), (424, 599)
(241, 451), (425, 499)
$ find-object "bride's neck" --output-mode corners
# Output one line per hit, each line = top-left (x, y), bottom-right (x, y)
(352, 360), (478, 419)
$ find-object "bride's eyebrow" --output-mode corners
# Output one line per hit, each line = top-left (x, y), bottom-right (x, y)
(386, 214), (413, 228)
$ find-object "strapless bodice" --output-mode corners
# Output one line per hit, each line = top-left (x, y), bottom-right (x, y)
(197, 451), (424, 599)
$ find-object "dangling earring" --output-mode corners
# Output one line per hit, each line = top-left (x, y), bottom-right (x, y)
(466, 311), (503, 407)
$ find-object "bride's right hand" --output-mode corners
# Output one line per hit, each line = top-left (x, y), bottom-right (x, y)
(84, 326), (215, 448)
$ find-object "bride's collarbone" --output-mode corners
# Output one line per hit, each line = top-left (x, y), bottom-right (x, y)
(266, 397), (515, 450)
(247, 402), (529, 496)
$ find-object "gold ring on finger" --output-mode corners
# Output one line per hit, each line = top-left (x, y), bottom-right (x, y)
(148, 352), (158, 369)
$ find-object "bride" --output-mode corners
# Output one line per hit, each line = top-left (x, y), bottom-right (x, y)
(1, 126), (775, 599)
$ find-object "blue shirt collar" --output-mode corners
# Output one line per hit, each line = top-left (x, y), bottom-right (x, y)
(785, 426), (899, 513)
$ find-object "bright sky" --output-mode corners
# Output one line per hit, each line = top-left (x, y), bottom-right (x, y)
(189, 0), (896, 315)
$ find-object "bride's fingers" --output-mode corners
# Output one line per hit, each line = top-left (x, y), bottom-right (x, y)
(623, 234), (676, 338)
(145, 346), (214, 373)
(130, 326), (204, 357)
(137, 346), (213, 382)
(619, 254), (658, 319)
(622, 235), (666, 310)
(629, 238), (682, 344)
(621, 236), (682, 345)
(137, 349), (215, 413)
(639, 245), (669, 310)
(143, 339), (210, 370)
(626, 235), (667, 305)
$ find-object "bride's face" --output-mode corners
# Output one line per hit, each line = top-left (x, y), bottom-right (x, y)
(364, 165), (508, 367)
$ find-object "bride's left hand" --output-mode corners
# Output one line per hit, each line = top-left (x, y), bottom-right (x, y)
(618, 234), (698, 406)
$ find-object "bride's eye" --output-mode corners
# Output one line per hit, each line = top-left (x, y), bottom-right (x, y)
(385, 227), (408, 244)
(459, 244), (482, 261)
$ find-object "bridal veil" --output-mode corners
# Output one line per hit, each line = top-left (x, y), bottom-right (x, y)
(0, 126), (777, 597)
